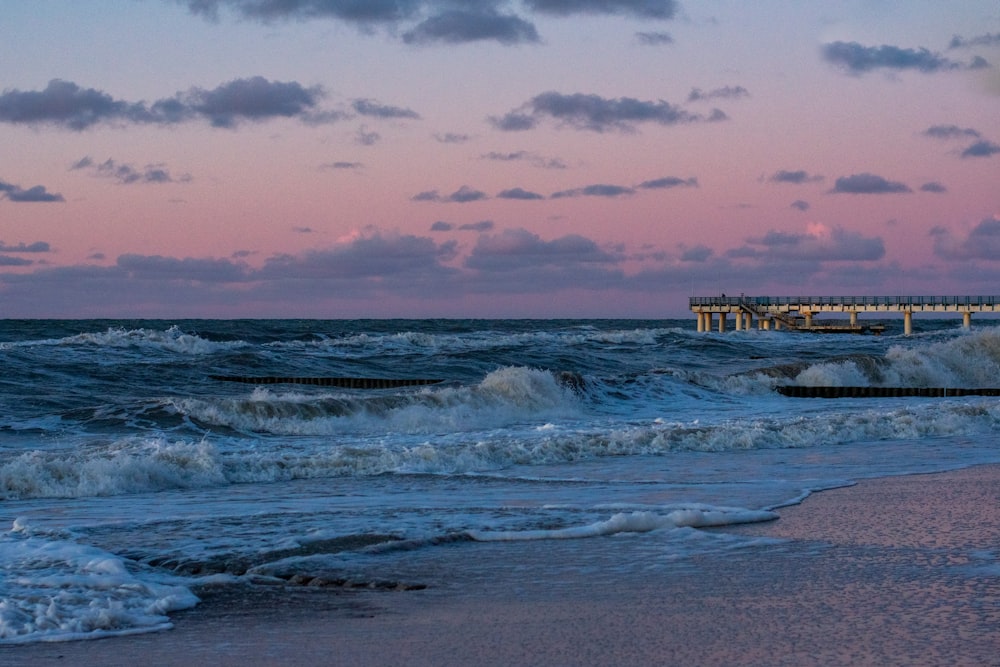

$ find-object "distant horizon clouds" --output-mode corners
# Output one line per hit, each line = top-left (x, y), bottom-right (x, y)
(0, 1), (997, 317)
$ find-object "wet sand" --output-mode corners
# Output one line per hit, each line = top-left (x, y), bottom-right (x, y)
(8, 465), (1000, 666)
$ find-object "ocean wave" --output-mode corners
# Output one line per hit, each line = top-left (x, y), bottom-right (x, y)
(5, 398), (999, 500)
(171, 366), (583, 436)
(0, 325), (243, 355)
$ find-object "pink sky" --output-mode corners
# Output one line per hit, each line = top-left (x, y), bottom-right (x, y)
(1, 1), (998, 317)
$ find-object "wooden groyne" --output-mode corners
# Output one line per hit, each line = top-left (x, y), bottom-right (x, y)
(690, 296), (1000, 335)
(210, 376), (443, 388)
(777, 386), (1000, 398)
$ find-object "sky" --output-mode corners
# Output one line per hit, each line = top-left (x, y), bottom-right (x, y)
(0, 0), (998, 318)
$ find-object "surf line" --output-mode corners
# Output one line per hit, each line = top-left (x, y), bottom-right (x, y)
(210, 376), (444, 389)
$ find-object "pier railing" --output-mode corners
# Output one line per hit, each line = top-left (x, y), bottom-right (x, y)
(689, 296), (1000, 308)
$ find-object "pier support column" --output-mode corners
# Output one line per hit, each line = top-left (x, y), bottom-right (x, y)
(804, 312), (813, 328)
(904, 310), (912, 336)
(963, 312), (972, 329)
(735, 311), (743, 331)
(850, 311), (858, 326)
(761, 318), (770, 330)
(744, 312), (752, 330)
(718, 312), (727, 333)
(696, 312), (704, 332)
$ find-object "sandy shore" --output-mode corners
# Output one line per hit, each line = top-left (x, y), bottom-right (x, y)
(8, 465), (1000, 666)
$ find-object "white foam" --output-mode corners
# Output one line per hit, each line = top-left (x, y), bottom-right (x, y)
(0, 522), (198, 644)
(468, 507), (776, 541)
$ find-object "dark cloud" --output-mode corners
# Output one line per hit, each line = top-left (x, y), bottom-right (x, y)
(739, 226), (885, 261)
(458, 220), (495, 232)
(961, 140), (1000, 158)
(790, 200), (810, 211)
(71, 157), (191, 184)
(403, 9), (540, 44)
(932, 217), (1000, 260)
(524, 0), (679, 19)
(482, 150), (567, 169)
(923, 124), (981, 139)
(118, 253), (250, 282)
(430, 221), (453, 231)
(465, 228), (617, 272)
(822, 41), (983, 75)
(0, 179), (65, 202)
(0, 255), (34, 267)
(0, 79), (151, 130)
(768, 169), (822, 184)
(351, 98), (420, 119)
(412, 185), (489, 203)
(687, 86), (749, 102)
(163, 76), (324, 128)
(497, 187), (545, 200)
(490, 91), (723, 133)
(320, 161), (363, 170)
(434, 132), (471, 143)
(919, 181), (947, 193)
(355, 126), (381, 145)
(949, 33), (1000, 49)
(178, 0), (422, 25)
(0, 241), (50, 253)
(637, 176), (698, 190)
(829, 173), (912, 194)
(551, 183), (635, 198)
(679, 244), (712, 262)
(636, 31), (673, 45)
(0, 77), (332, 130)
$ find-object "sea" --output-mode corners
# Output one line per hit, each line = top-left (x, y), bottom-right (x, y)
(3, 317), (1000, 644)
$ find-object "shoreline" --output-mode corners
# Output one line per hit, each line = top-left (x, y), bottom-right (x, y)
(9, 464), (1000, 666)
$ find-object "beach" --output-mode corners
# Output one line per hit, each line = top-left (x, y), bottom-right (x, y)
(9, 464), (999, 666)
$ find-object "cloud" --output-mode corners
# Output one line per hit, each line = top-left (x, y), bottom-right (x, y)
(458, 220), (495, 232)
(497, 187), (546, 200)
(636, 176), (698, 190)
(687, 86), (749, 102)
(403, 9), (540, 45)
(0, 179), (65, 202)
(790, 200), (810, 211)
(355, 125), (381, 145)
(71, 157), (191, 184)
(949, 33), (1000, 49)
(0, 77), (334, 130)
(679, 244), (713, 262)
(490, 91), (724, 133)
(961, 140), (1000, 158)
(822, 41), (985, 75)
(434, 132), (471, 143)
(919, 181), (947, 193)
(768, 169), (822, 184)
(481, 150), (567, 169)
(524, 0), (679, 19)
(0, 241), (50, 253)
(551, 183), (635, 198)
(320, 161), (363, 170)
(636, 31), (673, 45)
(351, 98), (420, 119)
(465, 227), (617, 272)
(829, 173), (912, 194)
(430, 221), (453, 231)
(412, 185), (489, 203)
(0, 255), (34, 267)
(736, 225), (885, 261)
(932, 217), (1000, 260)
(923, 124), (981, 139)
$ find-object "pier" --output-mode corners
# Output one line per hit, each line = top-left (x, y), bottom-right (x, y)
(689, 296), (1000, 335)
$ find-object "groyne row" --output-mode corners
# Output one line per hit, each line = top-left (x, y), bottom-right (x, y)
(777, 386), (1000, 398)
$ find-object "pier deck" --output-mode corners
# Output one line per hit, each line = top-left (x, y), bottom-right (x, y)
(689, 296), (1000, 335)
